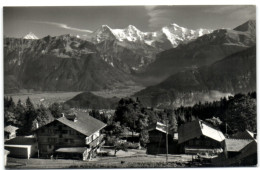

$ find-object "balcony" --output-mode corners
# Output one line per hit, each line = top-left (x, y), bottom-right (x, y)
(86, 134), (104, 148)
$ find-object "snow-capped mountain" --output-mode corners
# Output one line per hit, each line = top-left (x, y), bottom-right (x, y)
(23, 32), (39, 39)
(84, 23), (213, 48)
(160, 23), (213, 47)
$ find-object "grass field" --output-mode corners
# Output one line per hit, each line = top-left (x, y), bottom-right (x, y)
(6, 149), (194, 169)
(5, 86), (145, 107)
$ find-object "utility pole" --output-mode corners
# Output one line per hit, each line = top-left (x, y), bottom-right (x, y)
(166, 119), (168, 164)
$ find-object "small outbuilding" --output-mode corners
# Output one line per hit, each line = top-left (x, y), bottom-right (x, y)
(212, 138), (257, 166)
(4, 136), (38, 159)
(147, 122), (179, 155)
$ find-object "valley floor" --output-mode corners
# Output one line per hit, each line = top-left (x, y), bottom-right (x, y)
(5, 85), (145, 107)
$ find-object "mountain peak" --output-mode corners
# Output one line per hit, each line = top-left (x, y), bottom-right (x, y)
(127, 25), (138, 30)
(233, 19), (256, 32)
(101, 25), (111, 29)
(23, 32), (39, 39)
(170, 23), (180, 27)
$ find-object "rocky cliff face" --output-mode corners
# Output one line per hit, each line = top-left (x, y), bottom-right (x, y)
(4, 35), (135, 93)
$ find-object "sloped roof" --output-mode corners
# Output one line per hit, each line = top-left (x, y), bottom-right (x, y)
(35, 111), (106, 137)
(4, 125), (18, 133)
(148, 122), (168, 133)
(225, 139), (253, 152)
(56, 147), (88, 153)
(178, 120), (225, 144)
(5, 136), (36, 145)
(231, 130), (256, 140)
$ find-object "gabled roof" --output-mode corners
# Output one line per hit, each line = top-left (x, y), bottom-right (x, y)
(178, 120), (225, 144)
(148, 122), (168, 134)
(35, 111), (106, 137)
(232, 130), (256, 140)
(4, 125), (18, 133)
(225, 139), (253, 152)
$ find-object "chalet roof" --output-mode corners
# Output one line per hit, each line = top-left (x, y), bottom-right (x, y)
(35, 111), (106, 137)
(178, 120), (225, 144)
(231, 130), (256, 140)
(4, 125), (18, 133)
(225, 139), (253, 152)
(5, 136), (37, 145)
(147, 122), (170, 134)
(55, 147), (88, 153)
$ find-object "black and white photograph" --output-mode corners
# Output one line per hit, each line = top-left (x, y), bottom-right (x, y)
(2, 1), (257, 168)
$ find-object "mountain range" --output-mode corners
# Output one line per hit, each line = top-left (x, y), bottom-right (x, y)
(4, 20), (256, 109)
(4, 35), (135, 93)
(139, 20), (256, 85)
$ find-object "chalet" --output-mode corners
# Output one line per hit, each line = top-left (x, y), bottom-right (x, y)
(147, 122), (179, 155)
(4, 136), (38, 159)
(178, 120), (225, 155)
(34, 111), (106, 160)
(4, 125), (18, 140)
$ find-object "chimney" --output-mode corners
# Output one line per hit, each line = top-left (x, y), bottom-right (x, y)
(74, 117), (78, 122)
(36, 122), (39, 129)
(61, 113), (65, 117)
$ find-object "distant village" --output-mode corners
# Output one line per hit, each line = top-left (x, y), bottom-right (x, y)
(4, 96), (257, 168)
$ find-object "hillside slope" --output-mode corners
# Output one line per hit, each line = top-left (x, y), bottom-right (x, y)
(134, 46), (256, 108)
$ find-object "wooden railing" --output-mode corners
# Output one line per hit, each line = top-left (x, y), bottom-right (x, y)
(87, 134), (104, 148)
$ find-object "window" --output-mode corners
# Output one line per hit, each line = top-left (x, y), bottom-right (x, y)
(48, 138), (56, 142)
(195, 140), (200, 145)
(48, 145), (52, 149)
(70, 139), (74, 143)
(65, 139), (69, 142)
(41, 129), (45, 133)
(62, 130), (68, 134)
(189, 140), (193, 145)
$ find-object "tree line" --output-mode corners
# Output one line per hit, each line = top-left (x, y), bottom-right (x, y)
(4, 97), (68, 135)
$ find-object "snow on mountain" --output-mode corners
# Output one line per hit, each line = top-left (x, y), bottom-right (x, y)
(160, 24), (213, 47)
(86, 23), (213, 48)
(23, 32), (39, 39)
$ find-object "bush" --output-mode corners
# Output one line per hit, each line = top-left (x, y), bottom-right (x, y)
(126, 142), (140, 149)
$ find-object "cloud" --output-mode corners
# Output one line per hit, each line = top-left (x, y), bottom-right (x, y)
(32, 21), (93, 33)
(203, 6), (255, 20)
(145, 6), (173, 30)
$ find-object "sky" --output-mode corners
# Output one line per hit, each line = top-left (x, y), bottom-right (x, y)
(4, 5), (256, 38)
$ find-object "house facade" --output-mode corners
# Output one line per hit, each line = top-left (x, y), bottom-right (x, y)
(34, 112), (106, 160)
(178, 120), (225, 154)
